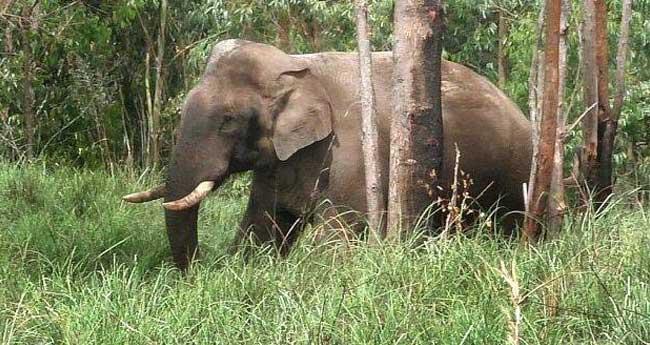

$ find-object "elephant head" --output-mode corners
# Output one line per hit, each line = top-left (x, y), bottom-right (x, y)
(123, 40), (333, 269)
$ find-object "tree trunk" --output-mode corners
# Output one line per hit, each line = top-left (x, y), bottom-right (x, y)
(592, 0), (612, 206)
(612, 0), (632, 120)
(524, 0), (561, 241)
(149, 0), (167, 168)
(549, 0), (571, 233)
(526, 0), (546, 215)
(388, 0), (444, 238)
(593, 0), (632, 206)
(355, 0), (385, 240)
(580, 0), (600, 197)
(3, 8), (13, 54)
(144, 50), (153, 165)
(19, 4), (37, 160)
(276, 11), (291, 52)
(497, 9), (508, 90)
(3, 1), (15, 160)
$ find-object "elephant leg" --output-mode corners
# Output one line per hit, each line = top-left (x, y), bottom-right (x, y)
(230, 195), (302, 255)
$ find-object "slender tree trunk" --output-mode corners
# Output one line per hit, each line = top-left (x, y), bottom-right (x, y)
(119, 89), (135, 176)
(497, 9), (508, 90)
(91, 99), (112, 167)
(276, 11), (291, 52)
(524, 0), (561, 241)
(144, 50), (153, 165)
(580, 0), (600, 197)
(388, 0), (444, 238)
(310, 18), (322, 51)
(549, 0), (571, 233)
(149, 0), (167, 168)
(526, 1), (546, 215)
(3, 5), (13, 54)
(19, 4), (37, 160)
(3, 2), (15, 160)
(612, 0), (632, 120)
(355, 0), (385, 240)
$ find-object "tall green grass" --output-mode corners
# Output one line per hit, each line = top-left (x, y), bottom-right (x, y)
(1, 162), (648, 344)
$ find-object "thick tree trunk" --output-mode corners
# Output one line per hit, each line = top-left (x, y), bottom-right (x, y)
(524, 0), (561, 241)
(549, 0), (571, 233)
(388, 0), (444, 238)
(592, 0), (612, 206)
(497, 9), (508, 90)
(580, 0), (600, 197)
(593, 0), (632, 206)
(355, 0), (385, 240)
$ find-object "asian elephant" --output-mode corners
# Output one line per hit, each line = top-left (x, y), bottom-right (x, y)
(123, 39), (532, 269)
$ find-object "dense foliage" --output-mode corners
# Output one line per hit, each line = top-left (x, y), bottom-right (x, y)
(1, 0), (648, 172)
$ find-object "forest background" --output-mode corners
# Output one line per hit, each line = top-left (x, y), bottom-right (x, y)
(1, 0), (648, 183)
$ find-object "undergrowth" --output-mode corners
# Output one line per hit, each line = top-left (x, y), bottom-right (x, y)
(0, 162), (648, 344)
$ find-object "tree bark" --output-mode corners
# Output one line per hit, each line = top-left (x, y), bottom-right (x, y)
(580, 0), (600, 196)
(355, 0), (385, 240)
(592, 0), (612, 206)
(612, 0), (632, 119)
(142, 50), (152, 164)
(593, 0), (632, 206)
(526, 0), (546, 216)
(388, 0), (444, 238)
(497, 9), (508, 90)
(524, 0), (561, 241)
(549, 0), (571, 233)
(149, 0), (167, 168)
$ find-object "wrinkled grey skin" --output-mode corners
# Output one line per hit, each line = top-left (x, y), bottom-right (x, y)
(162, 39), (531, 269)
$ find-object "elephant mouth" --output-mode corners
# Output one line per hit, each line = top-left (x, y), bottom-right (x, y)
(122, 180), (217, 211)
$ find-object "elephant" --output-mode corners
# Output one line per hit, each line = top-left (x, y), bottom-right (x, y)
(123, 39), (532, 269)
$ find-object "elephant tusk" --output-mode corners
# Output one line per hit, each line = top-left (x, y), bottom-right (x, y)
(162, 181), (215, 211)
(122, 184), (166, 203)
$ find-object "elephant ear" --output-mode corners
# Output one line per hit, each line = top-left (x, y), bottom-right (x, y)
(271, 69), (332, 161)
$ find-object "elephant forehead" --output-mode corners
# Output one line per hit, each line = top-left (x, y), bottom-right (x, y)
(208, 39), (250, 66)
(191, 86), (257, 115)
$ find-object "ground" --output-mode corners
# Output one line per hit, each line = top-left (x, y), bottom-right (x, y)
(1, 163), (648, 344)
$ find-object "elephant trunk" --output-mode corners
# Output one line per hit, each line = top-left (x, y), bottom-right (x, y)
(164, 204), (199, 270)
(164, 167), (199, 269)
(164, 149), (230, 269)
(164, 177), (228, 268)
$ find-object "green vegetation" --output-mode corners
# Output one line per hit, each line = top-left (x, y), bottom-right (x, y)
(2, 1), (649, 173)
(2, 1), (649, 343)
(1, 163), (648, 344)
